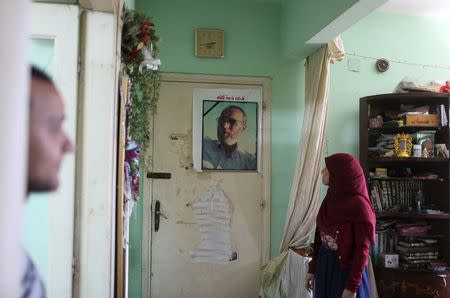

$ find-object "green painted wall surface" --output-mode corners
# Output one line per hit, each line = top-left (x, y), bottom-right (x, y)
(26, 38), (55, 288)
(124, 0), (135, 10)
(328, 12), (450, 159)
(137, 0), (281, 76)
(129, 1), (305, 296)
(281, 0), (358, 58)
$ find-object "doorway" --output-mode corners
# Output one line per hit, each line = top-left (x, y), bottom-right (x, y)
(141, 73), (271, 297)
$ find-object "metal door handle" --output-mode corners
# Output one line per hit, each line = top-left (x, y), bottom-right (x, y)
(154, 200), (167, 232)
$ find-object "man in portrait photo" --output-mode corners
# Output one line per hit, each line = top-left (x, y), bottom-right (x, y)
(202, 103), (257, 170)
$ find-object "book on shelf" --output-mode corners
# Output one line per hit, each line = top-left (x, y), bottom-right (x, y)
(401, 255), (438, 261)
(400, 257), (436, 264)
(369, 178), (425, 211)
(401, 262), (428, 269)
(397, 240), (427, 247)
(396, 244), (439, 253)
(400, 251), (439, 258)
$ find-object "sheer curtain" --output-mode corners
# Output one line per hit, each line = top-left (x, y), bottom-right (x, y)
(260, 37), (344, 298)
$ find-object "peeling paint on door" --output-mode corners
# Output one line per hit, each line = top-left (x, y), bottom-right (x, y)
(190, 182), (237, 264)
(169, 130), (192, 168)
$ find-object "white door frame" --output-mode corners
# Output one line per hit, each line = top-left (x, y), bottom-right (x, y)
(73, 9), (120, 298)
(31, 4), (79, 297)
(142, 72), (272, 297)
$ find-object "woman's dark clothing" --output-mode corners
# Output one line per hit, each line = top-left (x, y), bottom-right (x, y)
(308, 153), (376, 294)
(315, 245), (370, 298)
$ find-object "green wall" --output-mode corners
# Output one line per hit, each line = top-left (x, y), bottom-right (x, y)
(130, 0), (305, 296)
(281, 0), (358, 58)
(124, 0), (135, 10)
(26, 38), (55, 288)
(328, 12), (450, 159)
(139, 0), (281, 76)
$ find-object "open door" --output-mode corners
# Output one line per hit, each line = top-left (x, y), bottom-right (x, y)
(28, 3), (79, 297)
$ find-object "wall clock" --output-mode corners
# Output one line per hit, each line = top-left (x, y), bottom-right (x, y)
(376, 58), (390, 72)
(195, 29), (224, 58)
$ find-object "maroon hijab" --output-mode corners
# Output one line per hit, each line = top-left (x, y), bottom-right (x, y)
(317, 153), (375, 243)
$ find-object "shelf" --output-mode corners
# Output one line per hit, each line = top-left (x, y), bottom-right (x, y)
(368, 157), (449, 163)
(374, 265), (450, 276)
(362, 92), (450, 104)
(377, 211), (450, 220)
(369, 177), (445, 182)
(368, 126), (443, 134)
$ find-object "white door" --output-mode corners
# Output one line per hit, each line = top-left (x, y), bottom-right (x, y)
(143, 74), (271, 298)
(27, 4), (79, 297)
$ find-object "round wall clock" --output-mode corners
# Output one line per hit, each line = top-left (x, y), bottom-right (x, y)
(376, 58), (390, 72)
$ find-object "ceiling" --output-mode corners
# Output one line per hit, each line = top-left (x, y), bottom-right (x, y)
(377, 0), (450, 16)
(33, 0), (78, 3)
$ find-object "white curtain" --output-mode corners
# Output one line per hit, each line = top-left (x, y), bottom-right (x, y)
(260, 37), (344, 298)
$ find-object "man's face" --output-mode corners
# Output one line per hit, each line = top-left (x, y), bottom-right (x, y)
(217, 107), (246, 146)
(27, 78), (73, 192)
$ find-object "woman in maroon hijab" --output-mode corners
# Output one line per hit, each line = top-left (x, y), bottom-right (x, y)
(304, 153), (375, 298)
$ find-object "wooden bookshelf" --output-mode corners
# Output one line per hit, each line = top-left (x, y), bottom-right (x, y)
(369, 177), (445, 182)
(377, 211), (450, 220)
(360, 92), (450, 298)
(369, 126), (442, 134)
(368, 157), (449, 163)
(374, 266), (450, 297)
(374, 265), (450, 275)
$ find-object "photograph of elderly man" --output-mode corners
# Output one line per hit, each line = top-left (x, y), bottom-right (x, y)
(202, 102), (257, 171)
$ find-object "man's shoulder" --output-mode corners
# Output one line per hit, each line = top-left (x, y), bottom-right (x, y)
(235, 148), (257, 170)
(203, 137), (219, 149)
(236, 147), (255, 158)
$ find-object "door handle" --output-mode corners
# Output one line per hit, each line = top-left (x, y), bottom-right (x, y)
(154, 200), (168, 232)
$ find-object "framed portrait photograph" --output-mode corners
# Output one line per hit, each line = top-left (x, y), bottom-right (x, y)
(193, 88), (262, 172)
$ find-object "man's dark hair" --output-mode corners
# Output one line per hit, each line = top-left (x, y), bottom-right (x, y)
(221, 105), (247, 126)
(31, 65), (53, 85)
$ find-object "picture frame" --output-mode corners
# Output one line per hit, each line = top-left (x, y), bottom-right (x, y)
(192, 88), (262, 172)
(415, 130), (436, 157)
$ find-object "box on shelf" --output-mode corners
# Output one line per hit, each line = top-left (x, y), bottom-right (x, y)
(404, 114), (439, 127)
(375, 168), (388, 177)
(381, 253), (399, 268)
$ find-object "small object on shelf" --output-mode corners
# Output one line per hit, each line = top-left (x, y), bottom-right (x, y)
(381, 253), (399, 268)
(404, 114), (439, 127)
(435, 144), (449, 158)
(413, 172), (438, 179)
(420, 238), (438, 245)
(375, 168), (388, 178)
(382, 120), (404, 128)
(427, 262), (450, 275)
(415, 190), (424, 212)
(396, 222), (431, 237)
(394, 133), (413, 157)
(439, 81), (450, 93)
(424, 209), (445, 215)
(369, 115), (383, 128)
(413, 144), (422, 157)
(416, 130), (435, 157)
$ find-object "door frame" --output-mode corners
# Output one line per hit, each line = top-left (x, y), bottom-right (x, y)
(142, 72), (272, 297)
(31, 3), (79, 296)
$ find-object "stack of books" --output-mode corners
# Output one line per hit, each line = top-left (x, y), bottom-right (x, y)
(396, 238), (439, 269)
